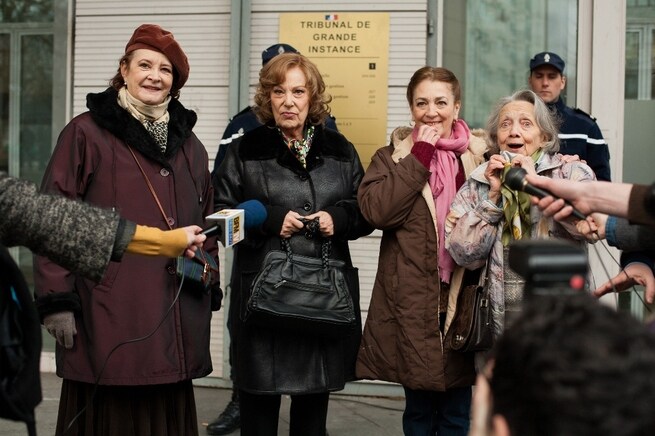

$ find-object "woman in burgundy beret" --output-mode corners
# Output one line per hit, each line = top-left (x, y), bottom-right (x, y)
(34, 24), (217, 435)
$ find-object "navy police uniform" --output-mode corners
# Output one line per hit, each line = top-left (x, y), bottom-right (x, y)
(530, 51), (611, 181)
(549, 98), (611, 181)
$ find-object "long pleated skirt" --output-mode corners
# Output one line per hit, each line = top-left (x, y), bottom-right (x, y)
(55, 379), (198, 436)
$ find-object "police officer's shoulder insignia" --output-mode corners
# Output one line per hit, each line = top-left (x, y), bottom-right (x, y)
(573, 107), (597, 121)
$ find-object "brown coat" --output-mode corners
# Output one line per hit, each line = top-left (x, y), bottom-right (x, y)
(356, 127), (486, 391)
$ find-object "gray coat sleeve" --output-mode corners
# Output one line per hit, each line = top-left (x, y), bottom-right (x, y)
(612, 217), (655, 252)
(0, 172), (130, 281)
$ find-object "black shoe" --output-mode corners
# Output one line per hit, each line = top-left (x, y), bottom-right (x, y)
(206, 399), (240, 435)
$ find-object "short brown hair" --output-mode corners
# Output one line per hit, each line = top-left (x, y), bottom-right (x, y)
(253, 53), (331, 126)
(406, 66), (461, 106)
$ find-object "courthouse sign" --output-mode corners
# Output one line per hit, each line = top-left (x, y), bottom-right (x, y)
(280, 13), (390, 166)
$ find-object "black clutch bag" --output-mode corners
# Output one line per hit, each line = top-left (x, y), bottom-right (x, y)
(246, 239), (357, 337)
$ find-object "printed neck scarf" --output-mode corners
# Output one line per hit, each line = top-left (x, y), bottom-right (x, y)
(500, 149), (544, 246)
(280, 125), (315, 168)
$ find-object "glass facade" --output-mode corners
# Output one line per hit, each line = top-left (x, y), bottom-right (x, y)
(1, 1), (57, 305)
(443, 0), (578, 129)
(1, 34), (8, 174)
(20, 34), (53, 184)
(0, 0), (54, 23)
(625, 1), (655, 100)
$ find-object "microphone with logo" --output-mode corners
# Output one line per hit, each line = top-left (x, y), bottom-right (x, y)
(504, 167), (587, 220)
(202, 200), (267, 247)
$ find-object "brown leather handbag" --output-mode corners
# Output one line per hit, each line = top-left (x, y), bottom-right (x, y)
(449, 263), (493, 352)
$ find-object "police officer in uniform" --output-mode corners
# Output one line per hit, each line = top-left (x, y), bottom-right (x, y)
(528, 51), (611, 181)
(207, 43), (338, 435)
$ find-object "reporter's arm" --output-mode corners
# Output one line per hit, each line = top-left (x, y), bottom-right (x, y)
(126, 225), (206, 258)
(628, 183), (655, 227)
(525, 175), (631, 217)
(1, 173), (205, 281)
(606, 217), (655, 251)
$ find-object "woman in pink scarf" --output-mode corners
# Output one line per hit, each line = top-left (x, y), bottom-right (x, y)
(356, 67), (487, 435)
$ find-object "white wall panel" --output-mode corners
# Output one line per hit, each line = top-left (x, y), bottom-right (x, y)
(73, 15), (231, 88)
(75, 0), (229, 15)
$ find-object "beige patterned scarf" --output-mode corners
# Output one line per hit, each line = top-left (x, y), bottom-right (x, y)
(117, 87), (171, 152)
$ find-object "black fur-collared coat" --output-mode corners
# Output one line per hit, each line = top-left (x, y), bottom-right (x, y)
(213, 123), (372, 394)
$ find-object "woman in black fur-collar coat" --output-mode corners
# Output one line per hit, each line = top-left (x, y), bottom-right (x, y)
(213, 53), (372, 436)
(33, 24), (217, 436)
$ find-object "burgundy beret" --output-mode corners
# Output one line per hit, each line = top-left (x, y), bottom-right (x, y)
(125, 24), (190, 90)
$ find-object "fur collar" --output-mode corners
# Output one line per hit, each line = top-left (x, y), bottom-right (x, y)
(86, 88), (197, 168)
(238, 124), (354, 173)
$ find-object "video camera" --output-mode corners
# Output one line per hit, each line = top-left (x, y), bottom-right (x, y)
(508, 239), (588, 297)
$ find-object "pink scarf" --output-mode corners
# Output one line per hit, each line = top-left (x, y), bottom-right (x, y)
(412, 119), (470, 283)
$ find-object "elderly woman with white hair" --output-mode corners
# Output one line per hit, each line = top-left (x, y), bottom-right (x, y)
(445, 89), (595, 337)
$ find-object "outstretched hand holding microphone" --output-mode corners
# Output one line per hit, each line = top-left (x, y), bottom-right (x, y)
(516, 171), (655, 304)
(504, 167), (587, 220)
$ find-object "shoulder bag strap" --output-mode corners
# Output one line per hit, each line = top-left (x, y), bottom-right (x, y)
(126, 145), (173, 231)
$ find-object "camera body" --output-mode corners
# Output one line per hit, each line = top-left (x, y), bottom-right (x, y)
(508, 239), (588, 297)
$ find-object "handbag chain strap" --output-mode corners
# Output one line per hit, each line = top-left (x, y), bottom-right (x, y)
(126, 145), (213, 269)
(281, 238), (331, 269)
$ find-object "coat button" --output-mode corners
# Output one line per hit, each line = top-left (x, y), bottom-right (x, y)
(167, 217), (175, 227)
(167, 265), (176, 275)
(299, 174), (308, 181)
(160, 168), (170, 177)
(303, 202), (311, 211)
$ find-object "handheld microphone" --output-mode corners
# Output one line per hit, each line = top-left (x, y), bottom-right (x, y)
(202, 200), (268, 246)
(504, 167), (587, 220)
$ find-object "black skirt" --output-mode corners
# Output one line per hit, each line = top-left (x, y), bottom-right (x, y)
(55, 379), (198, 436)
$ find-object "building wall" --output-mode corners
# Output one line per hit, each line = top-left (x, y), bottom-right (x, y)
(45, 0), (631, 394)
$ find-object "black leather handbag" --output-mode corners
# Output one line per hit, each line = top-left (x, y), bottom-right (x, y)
(246, 239), (357, 336)
(449, 263), (493, 352)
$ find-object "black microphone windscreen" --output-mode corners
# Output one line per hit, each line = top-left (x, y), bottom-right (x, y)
(504, 167), (528, 191)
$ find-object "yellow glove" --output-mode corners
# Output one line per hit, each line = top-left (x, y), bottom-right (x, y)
(126, 225), (189, 258)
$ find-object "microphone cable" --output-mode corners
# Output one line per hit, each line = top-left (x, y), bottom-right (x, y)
(63, 273), (187, 434)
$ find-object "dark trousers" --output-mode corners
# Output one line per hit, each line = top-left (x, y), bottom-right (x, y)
(402, 386), (472, 436)
(239, 390), (329, 436)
